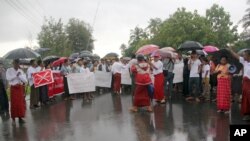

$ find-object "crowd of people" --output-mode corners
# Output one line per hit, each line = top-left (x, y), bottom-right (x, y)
(0, 47), (250, 125)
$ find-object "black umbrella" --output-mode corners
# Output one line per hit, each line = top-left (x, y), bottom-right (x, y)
(80, 50), (92, 54)
(238, 48), (250, 56)
(210, 49), (243, 74)
(19, 59), (32, 65)
(104, 52), (119, 59)
(69, 53), (80, 60)
(34, 48), (50, 53)
(79, 52), (93, 58)
(3, 48), (41, 59)
(42, 56), (60, 63)
(92, 54), (100, 60)
(188, 50), (207, 56)
(178, 41), (203, 51)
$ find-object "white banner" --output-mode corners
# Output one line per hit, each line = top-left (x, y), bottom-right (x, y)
(95, 71), (112, 88)
(173, 60), (184, 83)
(67, 72), (96, 94)
(121, 69), (132, 85)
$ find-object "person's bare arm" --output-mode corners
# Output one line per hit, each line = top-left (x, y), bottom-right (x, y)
(227, 46), (240, 60)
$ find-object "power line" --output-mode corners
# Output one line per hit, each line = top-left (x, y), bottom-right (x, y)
(4, 0), (40, 29)
(86, 1), (101, 49)
(25, 0), (44, 18)
(12, 0), (43, 22)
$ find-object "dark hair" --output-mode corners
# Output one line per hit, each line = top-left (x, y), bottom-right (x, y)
(202, 57), (209, 63)
(191, 50), (197, 54)
(37, 60), (42, 66)
(64, 59), (69, 63)
(115, 58), (119, 62)
(13, 59), (19, 64)
(220, 56), (228, 61)
(30, 59), (36, 64)
(245, 50), (250, 56)
(131, 54), (136, 59)
(137, 54), (144, 62)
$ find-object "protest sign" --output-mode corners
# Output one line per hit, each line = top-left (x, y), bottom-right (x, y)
(95, 71), (112, 88)
(33, 69), (54, 88)
(67, 72), (96, 94)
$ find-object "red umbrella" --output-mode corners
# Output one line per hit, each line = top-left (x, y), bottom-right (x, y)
(161, 47), (176, 52)
(52, 57), (68, 67)
(203, 45), (219, 53)
(136, 44), (159, 55)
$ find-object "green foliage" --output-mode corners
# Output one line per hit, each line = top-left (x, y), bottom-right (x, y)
(38, 17), (70, 56)
(123, 4), (239, 56)
(206, 4), (238, 48)
(66, 18), (94, 52)
(37, 17), (93, 57)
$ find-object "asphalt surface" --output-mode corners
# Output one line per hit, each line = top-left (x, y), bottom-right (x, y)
(0, 92), (249, 141)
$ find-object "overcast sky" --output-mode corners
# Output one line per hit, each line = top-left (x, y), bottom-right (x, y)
(0, 0), (248, 57)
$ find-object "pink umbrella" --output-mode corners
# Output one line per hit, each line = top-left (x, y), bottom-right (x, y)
(152, 49), (176, 58)
(203, 45), (219, 53)
(161, 47), (176, 52)
(136, 44), (159, 55)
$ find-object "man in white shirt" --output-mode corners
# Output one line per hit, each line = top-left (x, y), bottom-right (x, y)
(111, 58), (123, 94)
(229, 48), (250, 121)
(6, 59), (27, 124)
(27, 60), (40, 109)
(97, 59), (110, 72)
(187, 51), (202, 102)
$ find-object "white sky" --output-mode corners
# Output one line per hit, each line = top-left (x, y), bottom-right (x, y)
(0, 0), (248, 57)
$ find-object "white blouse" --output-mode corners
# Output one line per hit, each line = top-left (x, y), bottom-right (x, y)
(6, 68), (27, 86)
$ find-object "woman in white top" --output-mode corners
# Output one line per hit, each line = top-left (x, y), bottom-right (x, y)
(150, 55), (165, 104)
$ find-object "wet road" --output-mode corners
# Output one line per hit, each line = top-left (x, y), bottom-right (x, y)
(0, 92), (249, 141)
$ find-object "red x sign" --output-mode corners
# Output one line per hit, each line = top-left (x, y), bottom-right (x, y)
(32, 69), (54, 88)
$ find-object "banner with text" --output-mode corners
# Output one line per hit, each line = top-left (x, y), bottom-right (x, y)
(95, 71), (112, 88)
(67, 72), (96, 94)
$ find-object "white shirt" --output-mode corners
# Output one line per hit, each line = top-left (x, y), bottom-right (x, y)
(188, 59), (201, 78)
(79, 67), (90, 74)
(240, 57), (250, 79)
(202, 64), (210, 78)
(152, 60), (163, 75)
(27, 66), (39, 86)
(111, 62), (123, 74)
(6, 68), (27, 86)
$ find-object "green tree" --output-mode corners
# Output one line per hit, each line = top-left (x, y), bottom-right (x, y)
(146, 18), (162, 38)
(206, 4), (238, 48)
(240, 0), (250, 29)
(120, 43), (127, 56)
(66, 18), (94, 52)
(152, 8), (211, 48)
(38, 17), (70, 56)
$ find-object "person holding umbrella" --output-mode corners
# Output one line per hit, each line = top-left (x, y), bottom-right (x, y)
(27, 60), (40, 109)
(228, 48), (250, 120)
(186, 51), (202, 102)
(6, 59), (27, 124)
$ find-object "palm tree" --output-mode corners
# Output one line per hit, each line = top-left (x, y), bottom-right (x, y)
(240, 0), (250, 29)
